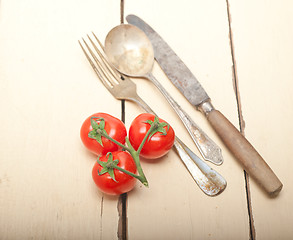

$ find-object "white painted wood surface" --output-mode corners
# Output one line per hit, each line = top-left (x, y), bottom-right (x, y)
(0, 0), (292, 239)
(0, 0), (122, 239)
(228, 1), (293, 239)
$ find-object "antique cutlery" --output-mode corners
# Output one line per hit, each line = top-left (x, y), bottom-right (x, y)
(78, 34), (227, 196)
(127, 14), (282, 196)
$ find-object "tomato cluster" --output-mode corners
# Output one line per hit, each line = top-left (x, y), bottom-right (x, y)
(80, 112), (175, 195)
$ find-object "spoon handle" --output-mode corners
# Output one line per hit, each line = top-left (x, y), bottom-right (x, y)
(129, 94), (226, 196)
(146, 73), (223, 165)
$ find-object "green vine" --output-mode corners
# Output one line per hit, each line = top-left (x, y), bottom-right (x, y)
(88, 116), (168, 187)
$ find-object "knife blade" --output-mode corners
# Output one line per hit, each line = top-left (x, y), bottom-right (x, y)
(126, 15), (209, 107)
(126, 14), (283, 196)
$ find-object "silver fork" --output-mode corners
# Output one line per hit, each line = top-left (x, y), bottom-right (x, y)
(78, 33), (227, 196)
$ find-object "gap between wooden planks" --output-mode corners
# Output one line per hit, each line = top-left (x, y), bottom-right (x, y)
(117, 2), (127, 240)
(225, 0), (255, 239)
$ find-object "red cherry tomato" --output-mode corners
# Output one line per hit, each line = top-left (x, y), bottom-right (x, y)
(129, 113), (175, 159)
(80, 113), (127, 156)
(92, 151), (137, 195)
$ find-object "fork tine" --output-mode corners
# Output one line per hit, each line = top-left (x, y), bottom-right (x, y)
(91, 32), (105, 52)
(87, 34), (122, 85)
(78, 39), (98, 76)
(78, 38), (115, 90)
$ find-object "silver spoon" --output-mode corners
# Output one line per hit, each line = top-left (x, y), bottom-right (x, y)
(104, 24), (223, 165)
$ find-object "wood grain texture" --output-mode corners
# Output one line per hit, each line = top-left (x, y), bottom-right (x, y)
(228, 0), (293, 239)
(0, 0), (122, 239)
(1, 0), (292, 239)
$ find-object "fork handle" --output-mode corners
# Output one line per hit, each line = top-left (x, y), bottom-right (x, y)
(146, 73), (223, 165)
(129, 94), (226, 196)
(130, 95), (154, 114)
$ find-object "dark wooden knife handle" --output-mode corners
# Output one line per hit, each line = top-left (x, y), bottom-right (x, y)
(207, 109), (282, 196)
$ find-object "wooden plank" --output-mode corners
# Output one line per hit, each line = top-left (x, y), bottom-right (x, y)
(228, 0), (293, 239)
(0, 0), (122, 239)
(124, 1), (250, 239)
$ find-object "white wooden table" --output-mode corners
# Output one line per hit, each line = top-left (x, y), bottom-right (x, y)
(1, 0), (293, 239)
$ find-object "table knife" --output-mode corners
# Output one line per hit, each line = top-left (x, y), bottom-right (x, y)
(126, 14), (283, 196)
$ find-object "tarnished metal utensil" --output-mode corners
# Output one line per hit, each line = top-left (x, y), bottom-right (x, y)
(104, 24), (224, 165)
(127, 14), (283, 196)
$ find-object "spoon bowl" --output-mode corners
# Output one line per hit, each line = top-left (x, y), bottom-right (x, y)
(105, 24), (154, 77)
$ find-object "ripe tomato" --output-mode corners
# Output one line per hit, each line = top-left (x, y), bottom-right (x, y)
(129, 113), (175, 159)
(80, 113), (127, 156)
(92, 151), (137, 195)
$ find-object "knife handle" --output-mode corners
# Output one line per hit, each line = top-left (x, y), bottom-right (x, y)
(201, 103), (283, 196)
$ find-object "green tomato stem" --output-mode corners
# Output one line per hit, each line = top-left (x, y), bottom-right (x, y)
(125, 137), (148, 187)
(93, 116), (163, 188)
(97, 129), (132, 152)
(97, 130), (149, 186)
(112, 164), (148, 187)
(136, 122), (158, 155)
